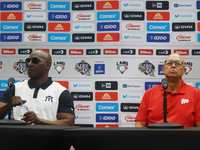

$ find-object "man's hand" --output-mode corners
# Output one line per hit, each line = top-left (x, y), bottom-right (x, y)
(21, 111), (41, 125)
(12, 96), (27, 107)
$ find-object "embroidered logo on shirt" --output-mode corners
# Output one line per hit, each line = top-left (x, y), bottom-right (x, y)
(181, 99), (189, 104)
(45, 96), (53, 102)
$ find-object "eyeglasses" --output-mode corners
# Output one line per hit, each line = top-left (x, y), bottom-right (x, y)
(25, 57), (47, 64)
(164, 60), (184, 67)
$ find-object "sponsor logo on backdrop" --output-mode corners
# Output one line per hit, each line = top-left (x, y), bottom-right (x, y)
(24, 33), (46, 42)
(48, 33), (70, 42)
(122, 1), (143, 9)
(24, 23), (46, 31)
(173, 34), (194, 42)
(122, 22), (144, 31)
(52, 49), (66, 55)
(95, 92), (118, 101)
(0, 80), (20, 89)
(116, 61), (128, 74)
(139, 49), (153, 55)
(2, 49), (16, 54)
(18, 49), (32, 54)
(158, 64), (164, 75)
(48, 23), (70, 32)
(196, 83), (200, 89)
(103, 49), (118, 55)
(13, 59), (28, 75)
(35, 49), (49, 53)
(121, 49), (136, 55)
(72, 33), (95, 42)
(1, 2), (22, 10)
(48, 12), (70, 21)
(1, 33), (22, 42)
(138, 60), (155, 77)
(122, 33), (144, 42)
(96, 103), (119, 112)
(75, 114), (93, 124)
(71, 82), (93, 91)
(121, 114), (136, 122)
(1, 23), (22, 31)
(1, 12), (22, 21)
(121, 82), (142, 90)
(121, 103), (140, 112)
(192, 49), (200, 55)
(73, 23), (94, 32)
(72, 92), (93, 101)
(54, 81), (68, 89)
(74, 102), (93, 111)
(172, 2), (194, 9)
(147, 12), (169, 21)
(75, 60), (91, 76)
(122, 11), (144, 20)
(96, 114), (118, 122)
(121, 93), (142, 102)
(0, 61), (3, 71)
(97, 22), (119, 31)
(172, 22), (195, 31)
(94, 64), (105, 74)
(86, 49), (101, 55)
(185, 62), (193, 75)
(156, 49), (171, 55)
(48, 2), (70, 10)
(147, 33), (170, 42)
(25, 12), (46, 21)
(69, 49), (83, 55)
(72, 1), (94, 10)
(95, 81), (118, 90)
(97, 11), (120, 21)
(172, 12), (195, 20)
(53, 61), (65, 74)
(24, 2), (45, 10)
(174, 49), (189, 55)
(96, 1), (119, 10)
(147, 22), (170, 32)
(145, 82), (161, 90)
(146, 1), (169, 10)
(73, 12), (94, 21)
(97, 33), (120, 42)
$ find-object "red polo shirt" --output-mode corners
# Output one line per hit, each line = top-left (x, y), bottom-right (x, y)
(135, 80), (200, 127)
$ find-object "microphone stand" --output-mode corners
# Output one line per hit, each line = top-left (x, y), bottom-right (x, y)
(0, 83), (26, 125)
(147, 88), (183, 129)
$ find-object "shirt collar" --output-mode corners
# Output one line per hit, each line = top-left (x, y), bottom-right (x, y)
(161, 80), (186, 95)
(28, 77), (53, 90)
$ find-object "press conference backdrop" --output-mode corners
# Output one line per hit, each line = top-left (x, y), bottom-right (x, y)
(0, 0), (200, 127)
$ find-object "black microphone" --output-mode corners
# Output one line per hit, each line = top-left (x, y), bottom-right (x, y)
(8, 77), (15, 88)
(162, 78), (168, 89)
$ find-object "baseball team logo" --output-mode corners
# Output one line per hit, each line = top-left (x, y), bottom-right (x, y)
(138, 60), (155, 77)
(13, 59), (28, 75)
(75, 60), (91, 76)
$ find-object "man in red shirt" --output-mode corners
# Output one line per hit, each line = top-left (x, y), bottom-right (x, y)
(135, 53), (200, 127)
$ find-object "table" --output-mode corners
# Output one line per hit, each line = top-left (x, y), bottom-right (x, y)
(0, 125), (74, 150)
(64, 127), (200, 150)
